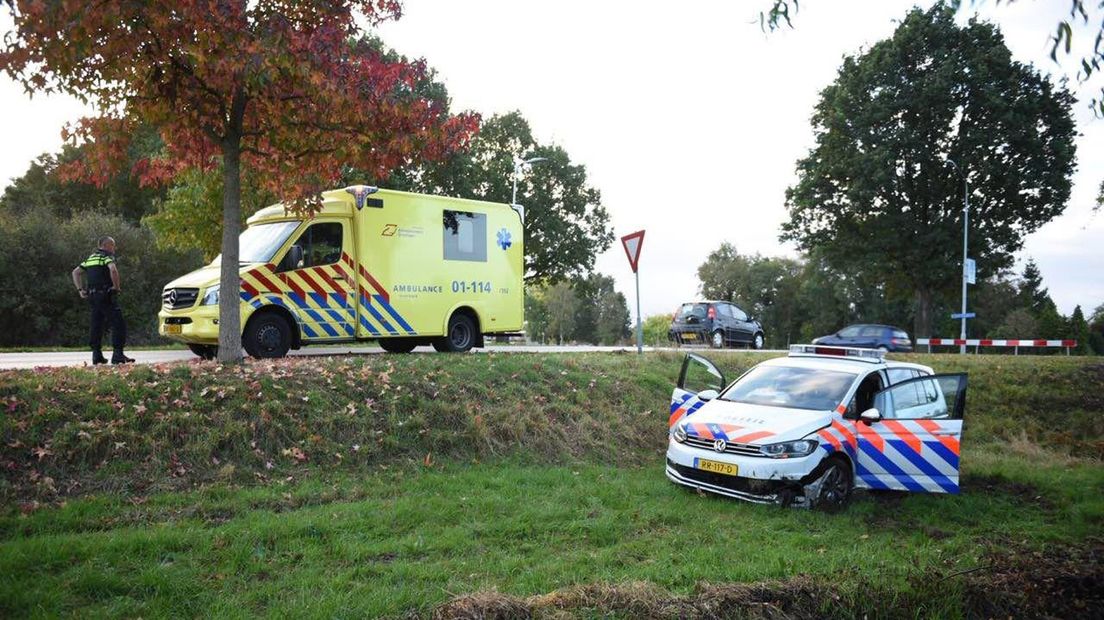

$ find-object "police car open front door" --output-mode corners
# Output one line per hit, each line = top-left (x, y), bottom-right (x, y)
(669, 354), (726, 428)
(854, 374), (967, 494)
(277, 219), (356, 340)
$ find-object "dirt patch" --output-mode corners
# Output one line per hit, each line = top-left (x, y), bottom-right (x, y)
(960, 473), (1055, 510)
(429, 542), (1104, 619)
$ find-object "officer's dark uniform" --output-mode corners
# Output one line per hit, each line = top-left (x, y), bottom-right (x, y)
(78, 249), (128, 363)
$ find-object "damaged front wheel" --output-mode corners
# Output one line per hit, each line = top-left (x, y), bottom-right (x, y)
(810, 458), (853, 511)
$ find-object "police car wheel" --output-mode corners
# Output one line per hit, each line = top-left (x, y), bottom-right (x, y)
(440, 313), (476, 353)
(814, 458), (853, 511)
(244, 313), (291, 359)
(710, 330), (725, 349)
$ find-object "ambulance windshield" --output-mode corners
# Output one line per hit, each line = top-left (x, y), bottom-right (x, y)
(233, 221), (299, 264)
(720, 366), (856, 411)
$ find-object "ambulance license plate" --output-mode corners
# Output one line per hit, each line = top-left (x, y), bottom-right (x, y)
(165, 324), (182, 334)
(695, 458), (737, 477)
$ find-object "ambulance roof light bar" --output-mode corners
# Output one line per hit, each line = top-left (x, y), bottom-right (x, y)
(788, 344), (886, 363)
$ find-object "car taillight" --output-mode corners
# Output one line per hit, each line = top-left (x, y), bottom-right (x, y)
(707, 306), (716, 319)
(892, 338), (910, 345)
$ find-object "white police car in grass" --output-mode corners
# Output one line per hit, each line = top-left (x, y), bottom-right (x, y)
(665, 345), (968, 510)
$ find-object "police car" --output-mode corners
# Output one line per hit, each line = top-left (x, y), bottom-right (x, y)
(666, 345), (967, 509)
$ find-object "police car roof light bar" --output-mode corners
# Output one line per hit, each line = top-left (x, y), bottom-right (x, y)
(788, 344), (886, 363)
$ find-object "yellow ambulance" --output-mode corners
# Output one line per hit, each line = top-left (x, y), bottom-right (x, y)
(158, 186), (524, 358)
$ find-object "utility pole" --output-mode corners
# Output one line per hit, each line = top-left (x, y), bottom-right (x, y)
(947, 159), (970, 355)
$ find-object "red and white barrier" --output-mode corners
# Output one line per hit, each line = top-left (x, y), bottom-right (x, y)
(917, 338), (1077, 355)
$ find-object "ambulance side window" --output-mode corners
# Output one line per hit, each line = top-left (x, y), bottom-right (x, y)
(443, 210), (487, 262)
(280, 222), (343, 271)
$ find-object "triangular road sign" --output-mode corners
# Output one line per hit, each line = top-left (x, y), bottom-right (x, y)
(621, 230), (645, 273)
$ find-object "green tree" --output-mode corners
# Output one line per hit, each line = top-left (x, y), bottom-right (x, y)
(971, 270), (1020, 337)
(1068, 305), (1093, 354)
(524, 288), (550, 344)
(543, 282), (579, 345)
(781, 5), (1077, 338)
(572, 274), (629, 345)
(992, 308), (1039, 339)
(1089, 302), (1104, 354)
(1, 127), (165, 224)
(403, 112), (613, 283)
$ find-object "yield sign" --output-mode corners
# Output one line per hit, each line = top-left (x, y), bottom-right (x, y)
(621, 230), (645, 273)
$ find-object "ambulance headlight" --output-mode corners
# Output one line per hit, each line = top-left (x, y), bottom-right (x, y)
(201, 285), (220, 305)
(760, 440), (817, 458)
(673, 423), (688, 443)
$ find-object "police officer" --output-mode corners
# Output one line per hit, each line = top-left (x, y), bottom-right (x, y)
(71, 236), (134, 365)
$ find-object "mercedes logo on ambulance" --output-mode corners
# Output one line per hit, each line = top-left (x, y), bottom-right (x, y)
(713, 439), (727, 453)
(166, 290), (177, 307)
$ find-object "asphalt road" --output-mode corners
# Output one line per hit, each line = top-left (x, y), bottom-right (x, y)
(0, 344), (787, 370)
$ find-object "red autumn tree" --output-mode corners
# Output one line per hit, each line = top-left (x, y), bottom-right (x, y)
(0, 1), (478, 362)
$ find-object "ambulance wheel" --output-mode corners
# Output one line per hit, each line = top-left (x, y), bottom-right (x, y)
(812, 457), (852, 512)
(379, 338), (417, 353)
(243, 313), (291, 359)
(710, 330), (725, 349)
(188, 344), (218, 360)
(437, 313), (476, 353)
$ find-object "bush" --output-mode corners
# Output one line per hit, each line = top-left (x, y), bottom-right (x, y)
(0, 209), (202, 347)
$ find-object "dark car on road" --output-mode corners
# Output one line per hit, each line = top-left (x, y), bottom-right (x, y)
(812, 324), (912, 352)
(668, 301), (765, 349)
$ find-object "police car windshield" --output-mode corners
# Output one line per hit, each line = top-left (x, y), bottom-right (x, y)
(223, 221), (299, 264)
(720, 366), (856, 411)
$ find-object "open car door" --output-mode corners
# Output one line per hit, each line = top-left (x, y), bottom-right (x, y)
(669, 354), (726, 428)
(854, 374), (967, 494)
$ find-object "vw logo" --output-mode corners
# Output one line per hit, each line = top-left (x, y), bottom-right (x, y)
(166, 290), (177, 307)
(713, 439), (727, 453)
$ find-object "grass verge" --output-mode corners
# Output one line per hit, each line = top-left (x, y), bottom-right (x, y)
(0, 351), (1101, 617)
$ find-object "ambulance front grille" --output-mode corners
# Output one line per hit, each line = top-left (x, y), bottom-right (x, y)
(683, 436), (763, 457)
(163, 287), (199, 310)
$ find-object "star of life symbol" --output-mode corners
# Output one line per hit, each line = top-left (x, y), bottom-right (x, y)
(713, 439), (727, 453)
(345, 185), (377, 210)
(497, 228), (512, 250)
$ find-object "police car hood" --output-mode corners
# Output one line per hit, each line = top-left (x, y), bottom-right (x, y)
(163, 261), (263, 290)
(685, 399), (832, 444)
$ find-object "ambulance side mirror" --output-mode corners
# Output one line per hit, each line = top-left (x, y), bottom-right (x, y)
(697, 389), (719, 402)
(860, 408), (881, 425)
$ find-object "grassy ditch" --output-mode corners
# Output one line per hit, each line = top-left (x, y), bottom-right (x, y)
(0, 351), (1102, 617)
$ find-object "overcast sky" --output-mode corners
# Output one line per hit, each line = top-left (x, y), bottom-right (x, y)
(1, 1), (1101, 323)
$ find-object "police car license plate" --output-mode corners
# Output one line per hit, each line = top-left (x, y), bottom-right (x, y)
(695, 458), (737, 477)
(165, 324), (182, 334)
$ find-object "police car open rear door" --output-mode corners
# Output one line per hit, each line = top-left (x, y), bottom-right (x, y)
(856, 374), (967, 494)
(669, 354), (726, 428)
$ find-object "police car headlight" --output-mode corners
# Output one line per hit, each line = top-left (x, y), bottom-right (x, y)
(201, 285), (220, 305)
(673, 423), (688, 443)
(760, 440), (817, 458)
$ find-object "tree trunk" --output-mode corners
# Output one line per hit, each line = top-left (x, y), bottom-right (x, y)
(914, 287), (934, 339)
(217, 90), (247, 364)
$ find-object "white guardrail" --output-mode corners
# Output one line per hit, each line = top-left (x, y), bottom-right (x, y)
(916, 338), (1078, 355)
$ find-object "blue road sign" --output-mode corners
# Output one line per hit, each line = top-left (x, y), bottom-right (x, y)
(951, 312), (976, 319)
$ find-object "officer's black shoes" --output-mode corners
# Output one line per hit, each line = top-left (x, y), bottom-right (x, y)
(111, 354), (135, 365)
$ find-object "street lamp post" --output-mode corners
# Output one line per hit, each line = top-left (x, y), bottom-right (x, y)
(512, 156), (548, 206)
(946, 159), (970, 355)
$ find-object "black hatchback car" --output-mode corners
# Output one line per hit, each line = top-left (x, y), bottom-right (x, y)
(668, 301), (765, 349)
(812, 324), (913, 352)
